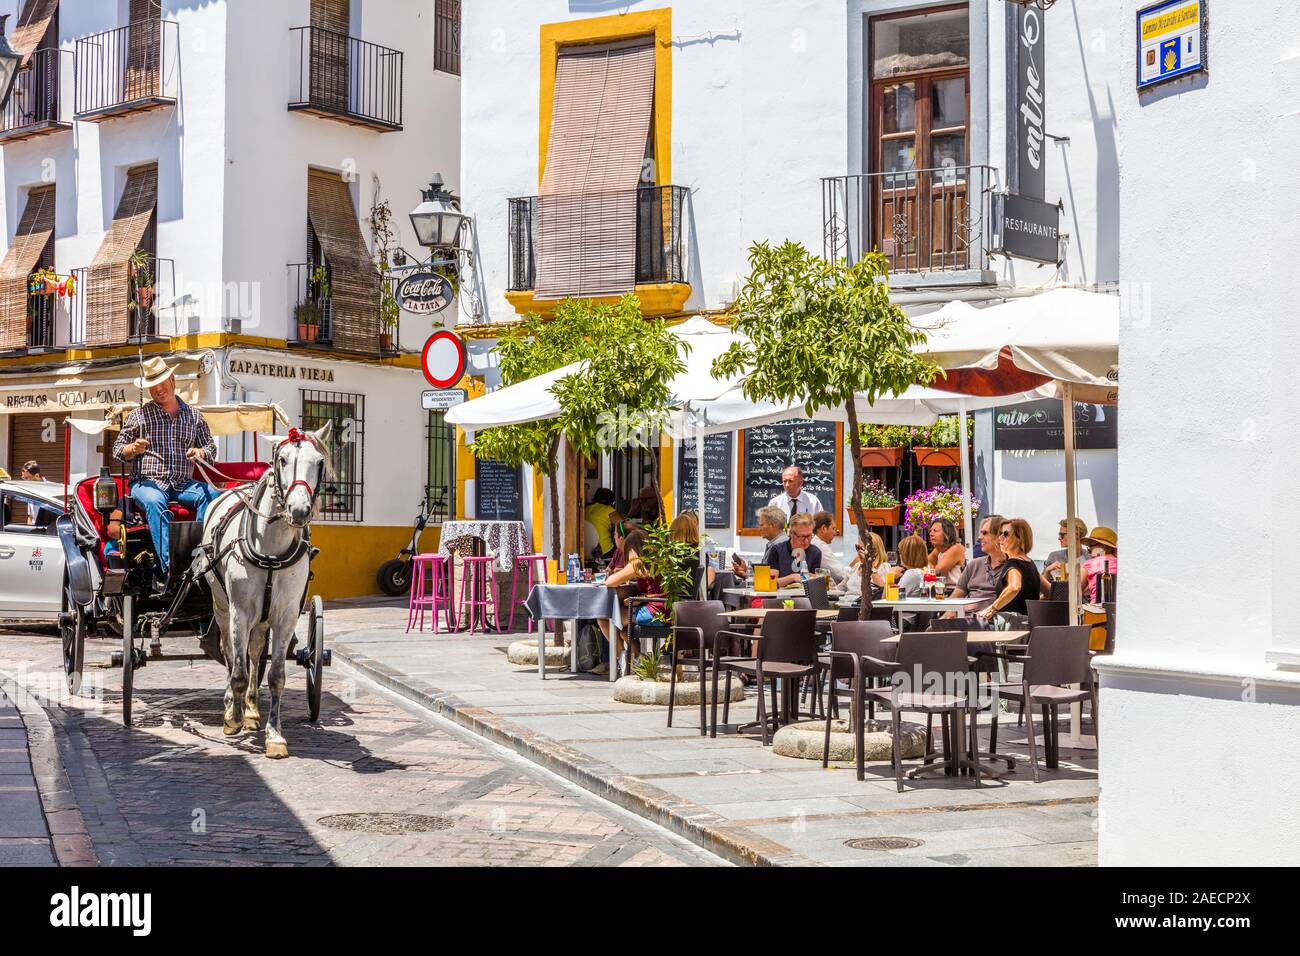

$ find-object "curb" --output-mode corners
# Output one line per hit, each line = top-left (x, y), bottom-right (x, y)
(332, 643), (815, 867)
(0, 675), (96, 868)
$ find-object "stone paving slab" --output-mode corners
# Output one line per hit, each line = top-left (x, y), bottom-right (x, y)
(326, 600), (1099, 867)
(0, 686), (55, 863)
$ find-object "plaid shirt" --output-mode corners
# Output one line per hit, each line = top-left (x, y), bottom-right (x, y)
(112, 399), (217, 490)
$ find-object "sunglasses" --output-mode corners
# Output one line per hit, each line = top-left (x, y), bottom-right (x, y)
(998, 530), (1012, 539)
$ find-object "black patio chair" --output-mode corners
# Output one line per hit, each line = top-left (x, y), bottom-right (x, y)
(820, 620), (896, 780)
(713, 609), (819, 744)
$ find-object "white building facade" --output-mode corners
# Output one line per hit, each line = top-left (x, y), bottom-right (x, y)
(460, 0), (1119, 562)
(0, 0), (462, 597)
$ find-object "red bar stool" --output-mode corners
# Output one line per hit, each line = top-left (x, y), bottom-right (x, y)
(406, 553), (455, 634)
(510, 553), (549, 632)
(458, 555), (501, 635)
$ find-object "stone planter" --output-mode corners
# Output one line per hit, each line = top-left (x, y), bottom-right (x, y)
(612, 674), (747, 706)
(771, 718), (928, 762)
(506, 638), (569, 668)
(914, 446), (962, 468)
(848, 505), (900, 527)
(859, 446), (904, 468)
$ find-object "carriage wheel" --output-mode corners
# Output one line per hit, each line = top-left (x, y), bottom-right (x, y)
(121, 595), (135, 727)
(306, 595), (325, 721)
(61, 586), (86, 695)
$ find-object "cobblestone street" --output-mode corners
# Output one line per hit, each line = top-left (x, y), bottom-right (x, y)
(0, 627), (722, 867)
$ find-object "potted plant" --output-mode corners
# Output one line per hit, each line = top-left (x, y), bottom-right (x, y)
(29, 267), (60, 296)
(849, 479), (901, 526)
(911, 415), (972, 468)
(901, 483), (980, 538)
(635, 521), (698, 653)
(296, 265), (330, 343)
(127, 250), (155, 313)
(378, 281), (399, 352)
(856, 423), (908, 468)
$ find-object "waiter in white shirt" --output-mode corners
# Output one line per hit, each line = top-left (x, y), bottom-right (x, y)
(768, 465), (823, 522)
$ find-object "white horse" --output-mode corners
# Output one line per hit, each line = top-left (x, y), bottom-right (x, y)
(198, 423), (331, 758)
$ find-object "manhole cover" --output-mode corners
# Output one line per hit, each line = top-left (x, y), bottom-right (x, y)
(317, 813), (454, 834)
(844, 836), (923, 851)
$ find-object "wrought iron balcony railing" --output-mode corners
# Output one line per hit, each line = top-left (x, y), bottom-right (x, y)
(287, 262), (399, 355)
(0, 49), (72, 142)
(289, 26), (404, 132)
(507, 184), (688, 293)
(823, 165), (999, 280)
(74, 20), (179, 120)
(24, 270), (65, 351)
(69, 257), (175, 346)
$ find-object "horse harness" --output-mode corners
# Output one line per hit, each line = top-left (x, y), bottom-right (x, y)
(202, 430), (321, 625)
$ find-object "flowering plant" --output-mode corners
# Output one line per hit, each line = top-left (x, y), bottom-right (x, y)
(859, 479), (899, 510)
(855, 416), (973, 450)
(902, 484), (979, 537)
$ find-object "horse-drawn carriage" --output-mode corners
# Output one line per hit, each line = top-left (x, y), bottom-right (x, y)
(56, 402), (330, 756)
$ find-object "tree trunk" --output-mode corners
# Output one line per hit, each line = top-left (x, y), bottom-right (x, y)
(845, 399), (874, 621)
(547, 434), (561, 565)
(646, 439), (662, 524)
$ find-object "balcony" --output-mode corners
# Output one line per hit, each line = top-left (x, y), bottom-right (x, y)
(288, 27), (404, 132)
(74, 20), (179, 121)
(69, 257), (175, 346)
(506, 184), (690, 317)
(0, 49), (72, 144)
(822, 165), (999, 288)
(24, 269), (64, 351)
(287, 262), (399, 356)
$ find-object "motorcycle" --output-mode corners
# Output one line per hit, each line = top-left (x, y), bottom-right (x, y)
(376, 499), (431, 596)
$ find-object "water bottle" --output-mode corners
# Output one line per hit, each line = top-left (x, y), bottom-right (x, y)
(567, 553), (581, 585)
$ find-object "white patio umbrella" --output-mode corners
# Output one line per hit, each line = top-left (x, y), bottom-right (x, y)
(913, 287), (1120, 626)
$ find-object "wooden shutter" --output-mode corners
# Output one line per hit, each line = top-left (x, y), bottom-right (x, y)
(306, 169), (379, 353)
(9, 412), (67, 485)
(310, 0), (350, 111)
(0, 185), (55, 351)
(126, 0), (161, 102)
(10, 0), (58, 67)
(84, 164), (156, 346)
(534, 40), (656, 300)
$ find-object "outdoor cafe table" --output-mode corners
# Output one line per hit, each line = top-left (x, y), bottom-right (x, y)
(724, 608), (840, 622)
(882, 629), (1030, 644)
(523, 583), (625, 682)
(873, 596), (984, 634)
(722, 586), (812, 601)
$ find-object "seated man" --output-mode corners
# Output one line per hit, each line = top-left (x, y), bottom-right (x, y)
(112, 357), (220, 582)
(762, 512), (822, 587)
(730, 505), (789, 578)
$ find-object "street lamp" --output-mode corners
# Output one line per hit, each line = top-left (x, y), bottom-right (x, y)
(408, 174), (468, 250)
(0, 16), (23, 112)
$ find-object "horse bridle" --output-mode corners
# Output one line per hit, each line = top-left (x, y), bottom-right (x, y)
(270, 427), (325, 528)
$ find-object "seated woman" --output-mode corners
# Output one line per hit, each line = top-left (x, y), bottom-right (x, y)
(669, 511), (716, 593)
(1082, 526), (1118, 603)
(595, 528), (663, 675)
(977, 517), (1044, 629)
(894, 535), (932, 630)
(927, 517), (966, 588)
(839, 532), (891, 605)
(606, 520), (636, 573)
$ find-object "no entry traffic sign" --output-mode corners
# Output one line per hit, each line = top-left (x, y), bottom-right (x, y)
(421, 331), (467, 389)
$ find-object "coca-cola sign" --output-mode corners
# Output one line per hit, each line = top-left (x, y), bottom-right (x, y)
(396, 271), (455, 316)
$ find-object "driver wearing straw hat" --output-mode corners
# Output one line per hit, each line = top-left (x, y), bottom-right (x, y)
(112, 357), (219, 581)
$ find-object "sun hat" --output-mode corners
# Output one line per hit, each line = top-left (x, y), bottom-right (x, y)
(1082, 526), (1117, 550)
(134, 356), (177, 390)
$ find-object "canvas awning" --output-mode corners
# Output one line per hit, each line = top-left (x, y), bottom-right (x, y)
(0, 184), (55, 351)
(10, 0), (58, 68)
(0, 353), (207, 416)
(84, 163), (157, 346)
(307, 168), (381, 354)
(534, 39), (657, 299)
(69, 401), (289, 437)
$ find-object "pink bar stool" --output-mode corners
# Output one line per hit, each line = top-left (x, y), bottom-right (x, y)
(509, 554), (549, 632)
(406, 554), (456, 634)
(458, 555), (501, 635)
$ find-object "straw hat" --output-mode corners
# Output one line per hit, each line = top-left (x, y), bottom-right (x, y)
(1082, 526), (1117, 551)
(134, 356), (177, 390)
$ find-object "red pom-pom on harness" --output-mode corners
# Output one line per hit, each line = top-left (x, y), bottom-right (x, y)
(281, 427), (307, 447)
(277, 428), (318, 497)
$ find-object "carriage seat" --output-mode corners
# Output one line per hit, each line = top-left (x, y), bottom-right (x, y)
(75, 462), (272, 541)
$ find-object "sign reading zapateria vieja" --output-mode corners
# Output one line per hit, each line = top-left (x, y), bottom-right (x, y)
(396, 271), (455, 316)
(1007, 3), (1046, 200)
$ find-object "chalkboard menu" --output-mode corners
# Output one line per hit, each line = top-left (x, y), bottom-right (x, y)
(993, 400), (1118, 451)
(474, 459), (524, 520)
(677, 434), (733, 529)
(739, 420), (841, 531)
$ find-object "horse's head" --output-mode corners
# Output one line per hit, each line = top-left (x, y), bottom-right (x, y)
(260, 422), (334, 527)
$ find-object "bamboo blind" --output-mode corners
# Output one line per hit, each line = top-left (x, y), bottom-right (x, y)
(0, 185), (55, 351)
(307, 168), (379, 354)
(534, 40), (656, 300)
(310, 0), (350, 111)
(84, 164), (156, 346)
(126, 0), (161, 102)
(11, 0), (58, 67)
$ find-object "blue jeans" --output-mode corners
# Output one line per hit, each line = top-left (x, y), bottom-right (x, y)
(130, 479), (220, 574)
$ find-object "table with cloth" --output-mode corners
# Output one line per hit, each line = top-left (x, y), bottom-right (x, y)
(437, 520), (530, 628)
(524, 583), (628, 681)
